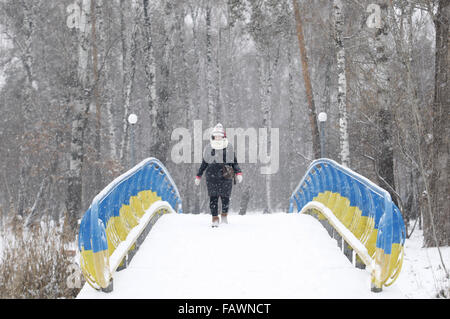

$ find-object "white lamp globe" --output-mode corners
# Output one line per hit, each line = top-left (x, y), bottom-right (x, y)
(128, 113), (138, 125)
(318, 112), (327, 122)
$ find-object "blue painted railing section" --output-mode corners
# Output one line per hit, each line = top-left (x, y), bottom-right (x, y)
(78, 158), (182, 288)
(289, 158), (406, 288)
(79, 157), (183, 249)
(289, 159), (406, 249)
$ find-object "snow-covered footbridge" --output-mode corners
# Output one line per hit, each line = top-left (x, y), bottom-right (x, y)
(76, 158), (406, 298)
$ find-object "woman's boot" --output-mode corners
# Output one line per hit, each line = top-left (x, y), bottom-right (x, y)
(220, 213), (228, 224)
(212, 216), (220, 228)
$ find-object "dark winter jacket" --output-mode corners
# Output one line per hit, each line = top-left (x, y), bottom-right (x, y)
(196, 142), (242, 197)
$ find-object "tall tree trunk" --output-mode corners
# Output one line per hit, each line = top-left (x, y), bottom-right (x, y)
(91, 0), (103, 190)
(216, 24), (223, 123)
(258, 55), (271, 214)
(100, 0), (117, 163)
(189, 4), (202, 214)
(17, 1), (36, 217)
(258, 47), (280, 214)
(103, 4), (118, 164)
(143, 0), (157, 130)
(226, 1), (237, 122)
(292, 0), (320, 159)
(176, 2), (193, 213)
(140, 0), (173, 164)
(119, 4), (138, 164)
(105, 78), (117, 161)
(428, 0), (450, 247)
(287, 42), (296, 191)
(152, 0), (173, 164)
(206, 3), (215, 127)
(66, 0), (92, 229)
(189, 3), (201, 118)
(372, 1), (396, 203)
(333, 0), (349, 166)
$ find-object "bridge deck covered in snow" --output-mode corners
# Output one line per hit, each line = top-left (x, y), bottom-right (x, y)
(77, 213), (404, 299)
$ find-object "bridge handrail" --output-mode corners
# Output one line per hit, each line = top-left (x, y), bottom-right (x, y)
(289, 158), (406, 292)
(78, 157), (182, 291)
(299, 201), (374, 271)
(91, 157), (182, 213)
(108, 200), (175, 276)
(291, 159), (390, 203)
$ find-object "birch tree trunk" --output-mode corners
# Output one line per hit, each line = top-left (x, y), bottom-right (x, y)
(188, 3), (201, 118)
(258, 47), (280, 214)
(152, 0), (173, 164)
(101, 1), (118, 163)
(373, 1), (396, 201)
(287, 44), (295, 190)
(105, 73), (117, 161)
(189, 3), (202, 214)
(21, 1), (36, 94)
(206, 3), (215, 127)
(66, 0), (92, 228)
(226, 2), (237, 122)
(258, 56), (271, 214)
(91, 0), (103, 190)
(17, 1), (36, 217)
(292, 0), (321, 159)
(119, 4), (139, 164)
(333, 0), (349, 167)
(177, 3), (193, 214)
(143, 0), (157, 131)
(216, 24), (223, 123)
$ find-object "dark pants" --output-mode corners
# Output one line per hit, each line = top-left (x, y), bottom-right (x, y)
(209, 196), (230, 217)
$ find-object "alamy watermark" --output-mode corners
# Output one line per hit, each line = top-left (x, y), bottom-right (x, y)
(170, 120), (279, 175)
(366, 4), (382, 29)
(66, 263), (83, 289)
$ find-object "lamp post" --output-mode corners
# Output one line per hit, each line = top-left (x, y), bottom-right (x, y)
(318, 112), (327, 158)
(128, 113), (138, 167)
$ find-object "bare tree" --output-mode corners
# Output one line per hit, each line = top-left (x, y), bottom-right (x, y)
(66, 0), (93, 228)
(143, 0), (158, 135)
(333, 0), (350, 166)
(370, 1), (397, 203)
(206, 2), (215, 127)
(292, 0), (321, 159)
(428, 0), (449, 247)
(119, 1), (139, 164)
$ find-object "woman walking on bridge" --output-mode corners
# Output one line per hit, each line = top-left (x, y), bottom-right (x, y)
(195, 123), (243, 227)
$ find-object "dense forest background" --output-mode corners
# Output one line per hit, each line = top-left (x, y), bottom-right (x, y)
(0, 0), (448, 253)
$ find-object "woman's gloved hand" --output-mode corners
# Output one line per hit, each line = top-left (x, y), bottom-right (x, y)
(236, 173), (243, 183)
(195, 176), (201, 186)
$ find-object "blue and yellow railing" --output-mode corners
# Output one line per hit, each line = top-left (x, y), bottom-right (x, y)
(78, 157), (182, 291)
(289, 158), (406, 292)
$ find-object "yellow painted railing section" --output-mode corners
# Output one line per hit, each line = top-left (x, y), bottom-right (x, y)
(289, 159), (406, 292)
(79, 190), (163, 290)
(78, 158), (183, 292)
(304, 191), (404, 290)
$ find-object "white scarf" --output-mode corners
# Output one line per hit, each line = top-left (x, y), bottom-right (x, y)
(210, 138), (228, 150)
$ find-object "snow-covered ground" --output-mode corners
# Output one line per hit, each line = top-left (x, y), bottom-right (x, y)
(76, 212), (449, 299)
(395, 225), (449, 298)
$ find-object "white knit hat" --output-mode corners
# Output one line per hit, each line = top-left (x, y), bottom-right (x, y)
(211, 123), (225, 137)
(210, 123), (228, 150)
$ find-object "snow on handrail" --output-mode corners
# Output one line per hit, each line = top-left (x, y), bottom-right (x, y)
(289, 158), (406, 292)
